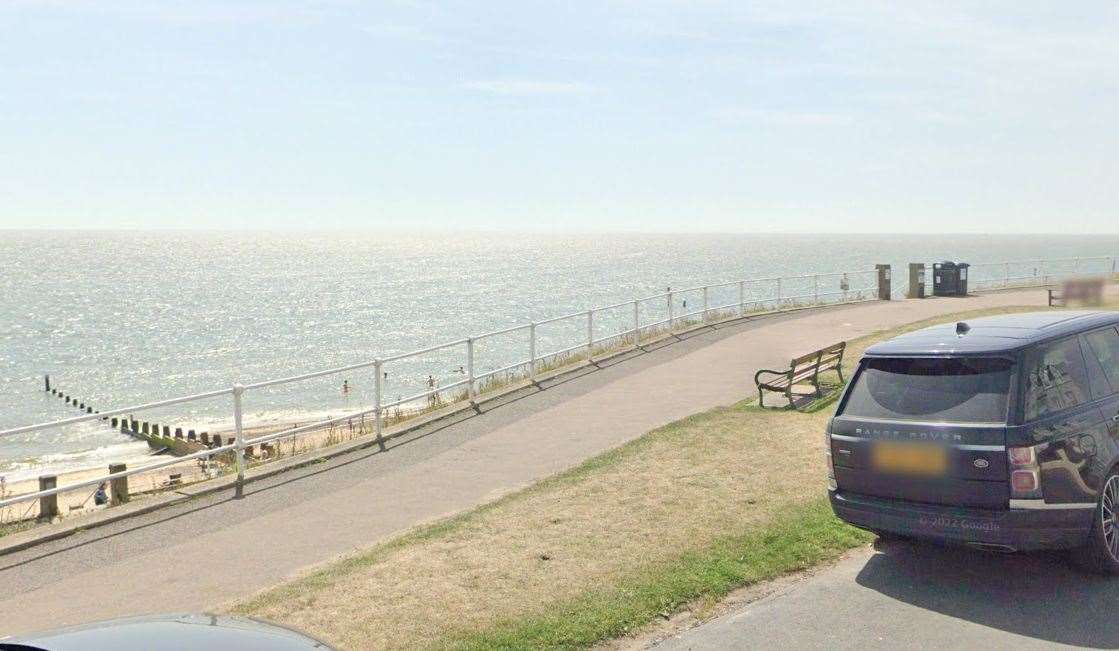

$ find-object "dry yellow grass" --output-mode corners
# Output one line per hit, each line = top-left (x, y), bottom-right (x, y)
(233, 303), (1088, 650)
(237, 400), (833, 649)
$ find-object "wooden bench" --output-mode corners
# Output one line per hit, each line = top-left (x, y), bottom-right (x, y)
(1049, 278), (1105, 307)
(754, 342), (846, 409)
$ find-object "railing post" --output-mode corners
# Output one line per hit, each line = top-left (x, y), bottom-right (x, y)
(466, 337), (476, 401)
(702, 286), (709, 321)
(813, 275), (819, 304)
(374, 359), (383, 446)
(775, 278), (782, 307)
(528, 323), (537, 380)
(109, 463), (128, 505)
(667, 289), (674, 331)
(37, 475), (58, 521)
(738, 280), (745, 314)
(586, 310), (594, 359)
(632, 300), (640, 348)
(1005, 262), (1010, 287)
(232, 384), (245, 499)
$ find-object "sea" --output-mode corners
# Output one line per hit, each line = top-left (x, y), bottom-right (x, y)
(2, 230), (1118, 481)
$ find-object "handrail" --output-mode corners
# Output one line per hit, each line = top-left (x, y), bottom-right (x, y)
(2, 255), (1113, 514)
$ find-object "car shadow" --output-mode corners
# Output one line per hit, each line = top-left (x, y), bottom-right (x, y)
(856, 538), (1119, 648)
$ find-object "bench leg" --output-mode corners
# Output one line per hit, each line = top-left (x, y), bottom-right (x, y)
(786, 387), (794, 409)
(836, 364), (844, 384)
(757, 387), (765, 408)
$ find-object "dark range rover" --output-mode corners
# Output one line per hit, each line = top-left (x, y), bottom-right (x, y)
(828, 310), (1119, 572)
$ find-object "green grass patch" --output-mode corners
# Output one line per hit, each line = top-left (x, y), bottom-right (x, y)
(441, 500), (870, 651)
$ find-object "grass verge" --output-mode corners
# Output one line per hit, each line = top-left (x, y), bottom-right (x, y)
(444, 500), (867, 650)
(232, 301), (1099, 650)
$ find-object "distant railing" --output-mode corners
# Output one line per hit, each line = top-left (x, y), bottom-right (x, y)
(0, 267), (881, 515)
(944, 256), (1118, 292)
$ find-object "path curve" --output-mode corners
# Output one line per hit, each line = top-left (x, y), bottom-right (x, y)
(0, 289), (1074, 636)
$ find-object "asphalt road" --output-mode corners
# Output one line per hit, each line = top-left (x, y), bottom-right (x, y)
(658, 538), (1119, 650)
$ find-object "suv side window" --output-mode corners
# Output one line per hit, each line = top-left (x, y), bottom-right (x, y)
(1084, 326), (1119, 394)
(1023, 336), (1093, 421)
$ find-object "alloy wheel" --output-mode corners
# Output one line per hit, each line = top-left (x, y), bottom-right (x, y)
(1103, 474), (1119, 561)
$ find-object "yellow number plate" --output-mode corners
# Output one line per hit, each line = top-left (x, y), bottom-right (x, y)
(872, 442), (948, 476)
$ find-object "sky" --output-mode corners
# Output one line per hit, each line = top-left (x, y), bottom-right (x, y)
(1, 1), (1117, 233)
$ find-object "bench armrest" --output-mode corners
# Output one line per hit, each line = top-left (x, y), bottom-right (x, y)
(754, 368), (790, 385)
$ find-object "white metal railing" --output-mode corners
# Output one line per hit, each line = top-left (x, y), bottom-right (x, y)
(0, 266), (882, 513)
(14, 254), (1115, 514)
(934, 256), (1118, 292)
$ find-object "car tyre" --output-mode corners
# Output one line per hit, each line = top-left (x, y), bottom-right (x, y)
(1072, 469), (1119, 575)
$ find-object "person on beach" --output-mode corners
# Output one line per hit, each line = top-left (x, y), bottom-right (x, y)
(94, 482), (108, 506)
(342, 379), (350, 395)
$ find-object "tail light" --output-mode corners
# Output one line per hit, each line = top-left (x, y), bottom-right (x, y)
(825, 424), (837, 491)
(1008, 444), (1042, 499)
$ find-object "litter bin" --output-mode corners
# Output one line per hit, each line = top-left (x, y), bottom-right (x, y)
(933, 261), (970, 296)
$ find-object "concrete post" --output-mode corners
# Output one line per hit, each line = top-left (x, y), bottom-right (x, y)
(876, 264), (892, 300)
(109, 463), (128, 505)
(37, 475), (58, 521)
(907, 263), (926, 299)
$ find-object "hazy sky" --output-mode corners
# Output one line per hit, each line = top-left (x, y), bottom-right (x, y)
(2, 1), (1117, 233)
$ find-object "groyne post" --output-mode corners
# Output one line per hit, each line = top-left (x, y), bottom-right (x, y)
(37, 475), (58, 521)
(109, 463), (128, 505)
(232, 384), (246, 498)
(44, 375), (50, 392)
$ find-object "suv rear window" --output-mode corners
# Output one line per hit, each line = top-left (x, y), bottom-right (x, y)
(841, 357), (1013, 423)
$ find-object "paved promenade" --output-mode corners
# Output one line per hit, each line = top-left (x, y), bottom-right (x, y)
(0, 289), (1072, 636)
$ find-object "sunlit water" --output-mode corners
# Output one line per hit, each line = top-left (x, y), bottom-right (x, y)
(2, 231), (1117, 481)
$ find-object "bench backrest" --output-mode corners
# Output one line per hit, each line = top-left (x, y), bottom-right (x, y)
(788, 342), (845, 377)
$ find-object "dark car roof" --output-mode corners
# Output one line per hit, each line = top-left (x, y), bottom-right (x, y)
(864, 311), (1119, 357)
(3, 614), (330, 651)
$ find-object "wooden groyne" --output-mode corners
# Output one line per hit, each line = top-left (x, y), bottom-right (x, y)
(44, 376), (209, 457)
